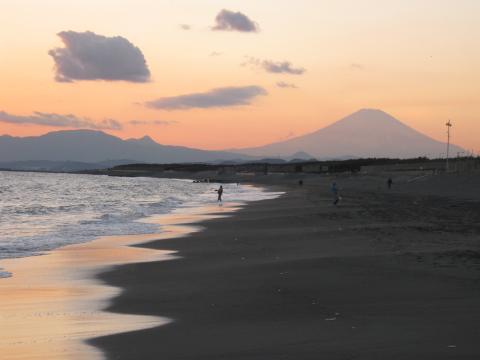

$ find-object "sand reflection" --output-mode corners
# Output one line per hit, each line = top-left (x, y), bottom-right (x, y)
(0, 203), (238, 360)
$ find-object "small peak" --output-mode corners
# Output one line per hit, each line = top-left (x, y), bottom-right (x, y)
(135, 135), (157, 145)
(291, 151), (314, 159)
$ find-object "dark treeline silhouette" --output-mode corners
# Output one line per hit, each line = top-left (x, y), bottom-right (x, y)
(105, 156), (479, 176)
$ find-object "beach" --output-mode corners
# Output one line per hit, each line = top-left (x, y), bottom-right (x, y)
(3, 1), (479, 358)
(89, 172), (480, 359)
(0, 177), (259, 360)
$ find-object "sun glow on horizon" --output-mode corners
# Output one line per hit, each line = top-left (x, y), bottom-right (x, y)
(0, 0), (479, 151)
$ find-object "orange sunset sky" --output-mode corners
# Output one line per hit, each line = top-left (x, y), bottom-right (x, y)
(0, 0), (479, 151)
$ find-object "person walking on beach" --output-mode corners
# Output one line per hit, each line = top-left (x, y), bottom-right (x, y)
(216, 185), (224, 202)
(387, 177), (393, 189)
(331, 182), (340, 205)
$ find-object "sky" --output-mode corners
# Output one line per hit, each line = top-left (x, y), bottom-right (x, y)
(0, 0), (479, 152)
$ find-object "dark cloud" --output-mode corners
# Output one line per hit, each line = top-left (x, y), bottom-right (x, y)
(180, 24), (191, 30)
(212, 9), (259, 33)
(244, 57), (306, 75)
(262, 60), (305, 75)
(129, 120), (178, 126)
(48, 31), (150, 83)
(276, 81), (298, 89)
(146, 86), (267, 110)
(0, 110), (122, 130)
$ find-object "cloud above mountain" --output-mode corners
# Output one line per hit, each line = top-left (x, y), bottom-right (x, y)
(212, 9), (259, 32)
(48, 31), (150, 82)
(0, 110), (122, 130)
(129, 120), (178, 126)
(146, 86), (267, 110)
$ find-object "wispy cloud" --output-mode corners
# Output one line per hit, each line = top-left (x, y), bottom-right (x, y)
(350, 63), (365, 70)
(48, 31), (150, 83)
(244, 57), (306, 75)
(179, 24), (191, 31)
(0, 110), (122, 130)
(212, 9), (259, 33)
(129, 120), (178, 126)
(263, 60), (305, 75)
(210, 51), (222, 57)
(146, 86), (267, 110)
(276, 81), (298, 89)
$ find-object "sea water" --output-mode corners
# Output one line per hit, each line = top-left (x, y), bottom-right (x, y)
(0, 171), (279, 278)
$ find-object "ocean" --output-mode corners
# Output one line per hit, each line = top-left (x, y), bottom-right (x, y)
(0, 171), (280, 278)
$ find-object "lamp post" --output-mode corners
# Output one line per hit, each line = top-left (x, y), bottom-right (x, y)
(446, 120), (452, 172)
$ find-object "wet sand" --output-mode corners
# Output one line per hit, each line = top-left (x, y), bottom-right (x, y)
(0, 202), (242, 360)
(91, 173), (480, 359)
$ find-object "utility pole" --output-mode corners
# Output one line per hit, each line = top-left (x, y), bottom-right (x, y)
(446, 120), (452, 171)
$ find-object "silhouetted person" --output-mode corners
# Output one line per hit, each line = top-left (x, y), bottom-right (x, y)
(331, 182), (340, 205)
(299, 180), (303, 186)
(217, 185), (223, 202)
(387, 178), (393, 189)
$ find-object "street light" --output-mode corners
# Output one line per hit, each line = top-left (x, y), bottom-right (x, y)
(446, 120), (452, 171)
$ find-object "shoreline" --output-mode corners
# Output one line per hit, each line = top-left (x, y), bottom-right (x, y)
(91, 173), (480, 359)
(0, 195), (253, 359)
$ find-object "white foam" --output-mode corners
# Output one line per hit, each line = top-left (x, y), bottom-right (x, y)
(0, 171), (282, 276)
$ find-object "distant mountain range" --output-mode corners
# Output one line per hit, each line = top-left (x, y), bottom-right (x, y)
(236, 109), (464, 159)
(0, 109), (464, 171)
(0, 130), (254, 168)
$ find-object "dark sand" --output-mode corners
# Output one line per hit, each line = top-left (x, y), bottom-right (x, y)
(91, 172), (480, 359)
